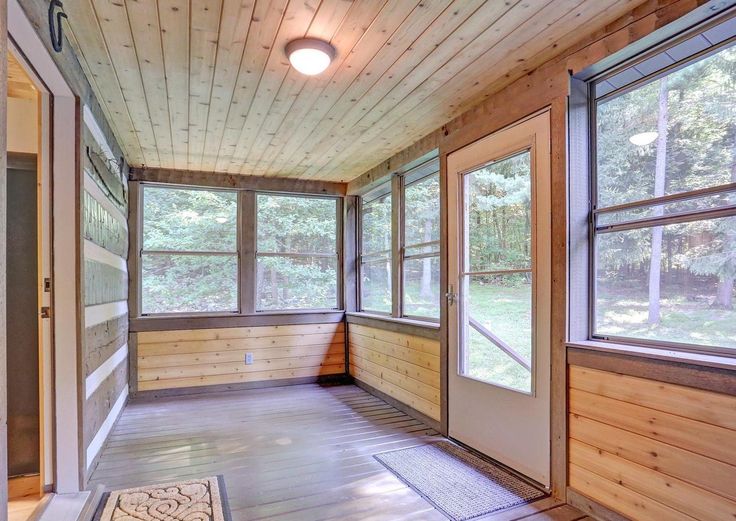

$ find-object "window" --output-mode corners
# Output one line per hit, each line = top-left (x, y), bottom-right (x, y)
(402, 170), (440, 319)
(464, 152), (532, 391)
(358, 156), (441, 319)
(360, 184), (392, 313)
(588, 22), (736, 353)
(141, 185), (238, 314)
(256, 194), (339, 310)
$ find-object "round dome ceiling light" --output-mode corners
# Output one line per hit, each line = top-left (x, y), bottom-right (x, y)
(286, 38), (336, 76)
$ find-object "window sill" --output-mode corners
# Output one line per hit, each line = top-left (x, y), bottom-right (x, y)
(347, 312), (439, 329)
(346, 312), (440, 340)
(130, 310), (345, 332)
(138, 309), (344, 319)
(567, 340), (736, 371)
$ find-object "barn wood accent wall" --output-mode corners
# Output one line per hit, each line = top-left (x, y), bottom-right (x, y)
(348, 323), (441, 424)
(84, 260), (127, 306)
(135, 322), (347, 392)
(84, 315), (128, 378)
(347, 0), (732, 500)
(83, 191), (127, 257)
(16, 0), (133, 487)
(568, 364), (736, 521)
(81, 145), (129, 481)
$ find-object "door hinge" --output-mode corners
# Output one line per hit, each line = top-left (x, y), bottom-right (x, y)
(44, 277), (52, 293)
(40, 307), (51, 319)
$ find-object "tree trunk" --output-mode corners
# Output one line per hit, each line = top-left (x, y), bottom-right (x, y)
(270, 267), (278, 303)
(714, 133), (736, 309)
(420, 218), (433, 300)
(648, 77), (669, 325)
(716, 276), (734, 309)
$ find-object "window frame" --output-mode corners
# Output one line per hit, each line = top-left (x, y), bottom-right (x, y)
(138, 182), (241, 316)
(358, 183), (393, 316)
(570, 12), (736, 358)
(254, 191), (343, 312)
(357, 156), (441, 322)
(400, 166), (441, 322)
(135, 183), (344, 317)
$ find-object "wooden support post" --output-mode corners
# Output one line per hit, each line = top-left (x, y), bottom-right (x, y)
(240, 191), (256, 315)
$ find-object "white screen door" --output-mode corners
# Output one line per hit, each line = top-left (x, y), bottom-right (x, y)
(447, 111), (551, 487)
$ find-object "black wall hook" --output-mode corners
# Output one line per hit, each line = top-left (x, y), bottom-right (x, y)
(48, 0), (68, 53)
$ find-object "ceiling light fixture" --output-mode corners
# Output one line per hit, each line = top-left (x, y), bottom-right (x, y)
(629, 131), (659, 146)
(286, 38), (335, 76)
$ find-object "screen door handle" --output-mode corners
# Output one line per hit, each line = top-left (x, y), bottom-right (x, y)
(445, 285), (458, 306)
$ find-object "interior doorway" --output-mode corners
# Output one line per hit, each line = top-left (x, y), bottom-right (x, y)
(6, 49), (51, 520)
(446, 111), (552, 487)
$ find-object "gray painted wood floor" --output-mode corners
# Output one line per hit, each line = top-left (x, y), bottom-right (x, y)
(87, 384), (581, 521)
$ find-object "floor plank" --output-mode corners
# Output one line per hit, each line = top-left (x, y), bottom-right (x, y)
(87, 383), (580, 520)
(8, 493), (49, 521)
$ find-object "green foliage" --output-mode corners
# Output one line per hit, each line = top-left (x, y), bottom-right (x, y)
(255, 194), (339, 310)
(141, 187), (238, 313)
(595, 45), (736, 340)
(467, 153), (531, 271)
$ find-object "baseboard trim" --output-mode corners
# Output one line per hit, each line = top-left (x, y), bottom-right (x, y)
(131, 374), (351, 400)
(352, 378), (442, 432)
(566, 488), (628, 521)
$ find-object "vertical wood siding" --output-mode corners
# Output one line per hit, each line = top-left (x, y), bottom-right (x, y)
(348, 323), (441, 421)
(136, 323), (346, 391)
(568, 365), (736, 521)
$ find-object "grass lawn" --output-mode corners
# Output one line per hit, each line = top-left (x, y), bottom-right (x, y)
(367, 279), (736, 395)
(464, 283), (532, 393)
(596, 286), (736, 349)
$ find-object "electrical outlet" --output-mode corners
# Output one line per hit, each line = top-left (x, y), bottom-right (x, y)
(245, 352), (254, 365)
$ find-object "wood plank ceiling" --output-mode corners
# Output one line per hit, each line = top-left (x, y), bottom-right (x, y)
(64, 0), (645, 182)
(7, 53), (36, 100)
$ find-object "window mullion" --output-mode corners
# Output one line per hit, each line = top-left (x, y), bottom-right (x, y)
(241, 190), (256, 314)
(392, 174), (403, 318)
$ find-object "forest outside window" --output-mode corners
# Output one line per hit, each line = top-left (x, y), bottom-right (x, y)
(591, 30), (736, 353)
(402, 170), (440, 319)
(256, 194), (339, 311)
(360, 184), (392, 314)
(358, 156), (441, 320)
(140, 185), (238, 314)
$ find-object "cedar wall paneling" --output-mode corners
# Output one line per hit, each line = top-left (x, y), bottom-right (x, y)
(348, 323), (440, 421)
(568, 365), (736, 521)
(136, 323), (346, 391)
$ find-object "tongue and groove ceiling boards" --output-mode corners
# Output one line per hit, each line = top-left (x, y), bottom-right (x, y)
(7, 53), (36, 100)
(63, 0), (644, 182)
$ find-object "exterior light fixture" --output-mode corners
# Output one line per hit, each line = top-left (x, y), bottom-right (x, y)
(629, 131), (658, 146)
(286, 38), (335, 76)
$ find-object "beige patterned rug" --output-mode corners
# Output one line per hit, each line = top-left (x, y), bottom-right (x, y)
(95, 476), (231, 521)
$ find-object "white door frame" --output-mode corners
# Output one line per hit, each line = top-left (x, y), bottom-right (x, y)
(446, 110), (552, 487)
(9, 0), (81, 493)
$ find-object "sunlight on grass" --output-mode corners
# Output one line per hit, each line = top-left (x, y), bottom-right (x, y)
(597, 286), (736, 348)
(464, 282), (532, 393)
